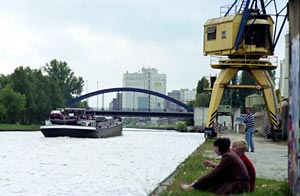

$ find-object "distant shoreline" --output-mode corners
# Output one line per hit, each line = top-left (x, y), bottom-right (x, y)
(0, 123), (40, 131)
(0, 129), (39, 132)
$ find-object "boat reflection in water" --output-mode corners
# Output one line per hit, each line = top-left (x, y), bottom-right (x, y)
(40, 108), (123, 138)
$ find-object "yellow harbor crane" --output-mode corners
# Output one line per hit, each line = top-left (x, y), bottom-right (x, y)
(203, 0), (287, 140)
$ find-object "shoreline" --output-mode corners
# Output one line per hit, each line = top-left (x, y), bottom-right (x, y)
(0, 129), (40, 132)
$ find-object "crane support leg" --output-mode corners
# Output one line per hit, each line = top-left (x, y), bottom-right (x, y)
(204, 68), (238, 138)
(249, 69), (281, 139)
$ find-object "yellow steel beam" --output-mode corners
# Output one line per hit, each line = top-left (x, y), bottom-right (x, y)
(205, 68), (280, 132)
(249, 69), (280, 130)
(211, 64), (277, 70)
(204, 88), (213, 91)
(205, 84), (269, 90)
(210, 57), (278, 70)
(205, 68), (238, 128)
(224, 84), (270, 89)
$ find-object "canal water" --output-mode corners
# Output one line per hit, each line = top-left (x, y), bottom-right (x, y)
(0, 129), (204, 196)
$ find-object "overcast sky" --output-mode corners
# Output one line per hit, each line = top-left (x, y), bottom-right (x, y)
(0, 0), (288, 106)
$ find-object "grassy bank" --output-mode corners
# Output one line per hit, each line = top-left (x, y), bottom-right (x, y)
(125, 124), (176, 130)
(158, 139), (291, 196)
(0, 124), (40, 131)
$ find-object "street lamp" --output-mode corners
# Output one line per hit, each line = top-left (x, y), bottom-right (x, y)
(97, 81), (99, 109)
(102, 93), (104, 110)
(86, 80), (88, 107)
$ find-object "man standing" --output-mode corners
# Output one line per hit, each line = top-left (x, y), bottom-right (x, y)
(244, 107), (255, 152)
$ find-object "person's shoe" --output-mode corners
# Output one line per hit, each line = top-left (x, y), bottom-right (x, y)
(251, 150), (254, 152)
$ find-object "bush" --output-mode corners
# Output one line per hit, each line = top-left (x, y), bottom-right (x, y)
(175, 121), (187, 132)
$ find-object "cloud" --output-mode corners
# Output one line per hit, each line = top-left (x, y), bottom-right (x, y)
(0, 12), (46, 73)
(62, 24), (171, 87)
(0, 0), (287, 107)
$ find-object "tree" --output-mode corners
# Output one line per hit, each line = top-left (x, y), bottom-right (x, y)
(10, 66), (30, 96)
(187, 100), (195, 108)
(0, 60), (86, 124)
(194, 76), (211, 107)
(238, 70), (261, 110)
(42, 59), (84, 101)
(196, 77), (209, 94)
(194, 93), (211, 107)
(0, 85), (26, 123)
(0, 103), (6, 122)
(231, 73), (242, 107)
(0, 74), (10, 90)
(27, 69), (54, 124)
(268, 70), (276, 83)
(9, 66), (53, 124)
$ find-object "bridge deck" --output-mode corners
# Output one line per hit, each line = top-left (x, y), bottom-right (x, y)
(86, 110), (194, 118)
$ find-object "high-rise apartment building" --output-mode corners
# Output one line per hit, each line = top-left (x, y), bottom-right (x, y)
(180, 89), (197, 103)
(166, 90), (181, 111)
(280, 34), (289, 100)
(109, 93), (122, 110)
(122, 67), (166, 111)
(166, 89), (196, 111)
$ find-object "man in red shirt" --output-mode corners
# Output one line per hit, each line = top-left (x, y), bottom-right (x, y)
(231, 139), (256, 192)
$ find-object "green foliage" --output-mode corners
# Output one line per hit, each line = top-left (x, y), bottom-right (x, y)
(72, 101), (87, 108)
(43, 59), (84, 99)
(0, 123), (40, 131)
(0, 85), (26, 123)
(175, 121), (187, 132)
(230, 73), (240, 107)
(196, 77), (209, 94)
(0, 59), (85, 125)
(123, 117), (140, 126)
(185, 118), (194, 126)
(126, 124), (176, 130)
(186, 100), (195, 108)
(0, 104), (6, 121)
(194, 93), (211, 107)
(237, 71), (260, 109)
(268, 70), (276, 83)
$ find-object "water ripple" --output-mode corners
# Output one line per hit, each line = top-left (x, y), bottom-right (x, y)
(0, 130), (204, 196)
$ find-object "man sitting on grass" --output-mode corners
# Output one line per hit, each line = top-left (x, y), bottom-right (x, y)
(180, 138), (250, 194)
(204, 139), (256, 192)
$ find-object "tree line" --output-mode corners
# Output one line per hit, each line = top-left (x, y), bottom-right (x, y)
(0, 59), (85, 124)
(0, 58), (275, 125)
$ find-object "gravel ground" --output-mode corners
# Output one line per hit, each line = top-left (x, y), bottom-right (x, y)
(219, 132), (288, 181)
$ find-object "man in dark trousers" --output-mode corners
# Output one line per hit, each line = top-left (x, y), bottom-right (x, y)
(243, 107), (255, 152)
(179, 138), (250, 194)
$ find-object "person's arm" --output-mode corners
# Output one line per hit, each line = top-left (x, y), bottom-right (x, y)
(243, 115), (248, 123)
(193, 154), (233, 186)
(204, 160), (218, 168)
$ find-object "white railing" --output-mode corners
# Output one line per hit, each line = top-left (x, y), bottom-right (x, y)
(210, 55), (278, 67)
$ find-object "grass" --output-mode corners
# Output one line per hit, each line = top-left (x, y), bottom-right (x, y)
(159, 139), (291, 196)
(125, 124), (176, 130)
(0, 123), (40, 131)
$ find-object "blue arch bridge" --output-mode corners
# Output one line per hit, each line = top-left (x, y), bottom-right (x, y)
(65, 87), (194, 118)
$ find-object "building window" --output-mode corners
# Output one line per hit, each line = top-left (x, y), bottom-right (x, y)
(221, 30), (226, 39)
(206, 26), (216, 40)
